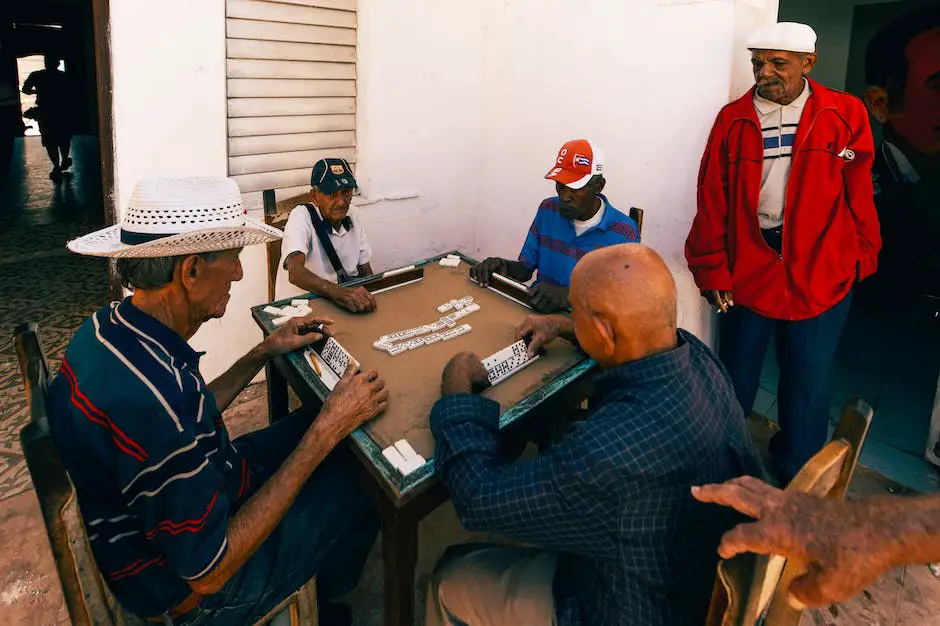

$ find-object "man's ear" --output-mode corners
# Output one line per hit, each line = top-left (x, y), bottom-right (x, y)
(591, 312), (616, 359)
(179, 255), (203, 292)
(864, 86), (891, 123)
(801, 53), (818, 75)
(593, 176), (607, 195)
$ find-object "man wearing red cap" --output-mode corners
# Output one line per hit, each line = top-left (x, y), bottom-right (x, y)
(685, 22), (882, 483)
(472, 139), (640, 313)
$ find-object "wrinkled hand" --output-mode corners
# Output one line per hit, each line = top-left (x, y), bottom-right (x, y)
(333, 285), (377, 314)
(528, 283), (569, 313)
(441, 351), (491, 396)
(263, 314), (333, 358)
(319, 366), (389, 441)
(516, 314), (571, 357)
(692, 476), (894, 608)
(471, 257), (509, 287)
(703, 289), (734, 313)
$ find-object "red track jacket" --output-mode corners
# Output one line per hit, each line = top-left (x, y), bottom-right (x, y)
(685, 80), (881, 321)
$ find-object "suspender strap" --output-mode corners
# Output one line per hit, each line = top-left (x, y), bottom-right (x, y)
(305, 203), (351, 284)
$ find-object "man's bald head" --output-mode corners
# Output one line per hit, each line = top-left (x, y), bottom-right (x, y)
(569, 244), (678, 367)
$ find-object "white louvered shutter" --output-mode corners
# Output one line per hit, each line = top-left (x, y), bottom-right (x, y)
(226, 0), (357, 209)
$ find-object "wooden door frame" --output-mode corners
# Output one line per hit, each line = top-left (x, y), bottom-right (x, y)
(90, 0), (121, 301)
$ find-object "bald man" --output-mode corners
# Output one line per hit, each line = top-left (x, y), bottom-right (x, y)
(425, 245), (764, 626)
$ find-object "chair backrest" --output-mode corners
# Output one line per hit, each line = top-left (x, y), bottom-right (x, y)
(629, 207), (644, 239)
(706, 397), (874, 626)
(15, 323), (145, 626)
(264, 188), (309, 302)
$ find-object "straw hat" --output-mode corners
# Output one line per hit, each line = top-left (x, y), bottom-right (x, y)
(67, 177), (282, 258)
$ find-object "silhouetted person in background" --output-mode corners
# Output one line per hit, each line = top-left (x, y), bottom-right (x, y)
(23, 54), (73, 181)
(863, 6), (940, 303)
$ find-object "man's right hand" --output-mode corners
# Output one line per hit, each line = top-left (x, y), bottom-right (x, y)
(332, 285), (377, 313)
(704, 289), (734, 313)
(471, 257), (509, 287)
(516, 314), (573, 357)
(318, 367), (389, 443)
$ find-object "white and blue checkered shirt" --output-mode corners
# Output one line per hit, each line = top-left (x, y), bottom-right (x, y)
(431, 330), (764, 625)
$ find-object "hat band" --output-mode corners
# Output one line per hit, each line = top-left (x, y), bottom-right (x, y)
(120, 229), (176, 245)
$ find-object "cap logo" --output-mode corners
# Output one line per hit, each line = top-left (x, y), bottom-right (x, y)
(596, 163), (603, 172)
(330, 164), (345, 175)
(556, 147), (568, 165)
(549, 167), (562, 176)
(573, 154), (591, 167)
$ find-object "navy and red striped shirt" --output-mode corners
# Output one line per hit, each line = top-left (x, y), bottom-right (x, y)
(48, 298), (251, 617)
(518, 194), (640, 287)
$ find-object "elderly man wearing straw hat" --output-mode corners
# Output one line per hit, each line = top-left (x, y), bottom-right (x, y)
(685, 23), (882, 485)
(50, 177), (388, 626)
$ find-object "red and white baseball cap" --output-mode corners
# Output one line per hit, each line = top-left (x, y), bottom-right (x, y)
(544, 139), (604, 190)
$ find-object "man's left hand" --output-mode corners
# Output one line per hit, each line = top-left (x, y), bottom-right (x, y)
(441, 352), (491, 396)
(263, 314), (334, 358)
(528, 283), (569, 313)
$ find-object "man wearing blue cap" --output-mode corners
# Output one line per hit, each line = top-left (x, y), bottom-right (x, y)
(275, 158), (377, 313)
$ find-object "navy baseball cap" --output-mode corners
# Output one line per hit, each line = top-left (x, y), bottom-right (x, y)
(310, 158), (358, 194)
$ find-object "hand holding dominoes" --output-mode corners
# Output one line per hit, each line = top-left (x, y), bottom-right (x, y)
(516, 314), (574, 357)
(319, 366), (389, 443)
(262, 314), (334, 358)
(441, 351), (491, 396)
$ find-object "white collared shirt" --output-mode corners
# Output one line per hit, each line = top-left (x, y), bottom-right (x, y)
(754, 79), (811, 229)
(275, 204), (372, 300)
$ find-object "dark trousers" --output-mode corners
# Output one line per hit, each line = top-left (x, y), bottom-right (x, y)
(176, 409), (380, 625)
(718, 291), (853, 482)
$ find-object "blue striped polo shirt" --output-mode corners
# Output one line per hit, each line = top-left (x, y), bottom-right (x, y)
(518, 194), (640, 287)
(47, 298), (250, 617)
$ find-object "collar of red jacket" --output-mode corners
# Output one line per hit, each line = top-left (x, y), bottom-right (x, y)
(724, 78), (837, 123)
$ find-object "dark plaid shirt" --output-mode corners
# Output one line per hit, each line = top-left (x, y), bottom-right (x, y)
(430, 330), (763, 625)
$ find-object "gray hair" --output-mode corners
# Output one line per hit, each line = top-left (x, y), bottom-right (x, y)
(116, 252), (219, 290)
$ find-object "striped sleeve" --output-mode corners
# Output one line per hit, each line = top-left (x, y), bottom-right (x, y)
(518, 202), (547, 270)
(116, 405), (232, 581)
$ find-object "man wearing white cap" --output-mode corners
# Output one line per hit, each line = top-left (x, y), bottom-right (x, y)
(685, 23), (882, 483)
(51, 177), (388, 625)
(472, 139), (640, 313)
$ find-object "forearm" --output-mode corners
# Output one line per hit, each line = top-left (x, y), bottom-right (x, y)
(289, 266), (344, 301)
(208, 344), (268, 412)
(189, 416), (341, 595)
(880, 494), (940, 568)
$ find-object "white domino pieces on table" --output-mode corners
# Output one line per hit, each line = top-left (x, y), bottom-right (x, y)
(381, 439), (426, 475)
(263, 305), (283, 315)
(439, 257), (461, 267)
(290, 299), (309, 308)
(271, 316), (292, 327)
(482, 339), (540, 386)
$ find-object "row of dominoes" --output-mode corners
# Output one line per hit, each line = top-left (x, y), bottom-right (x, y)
(437, 295), (474, 314)
(439, 254), (461, 268)
(382, 439), (426, 476)
(265, 299), (313, 326)
(374, 324), (472, 355)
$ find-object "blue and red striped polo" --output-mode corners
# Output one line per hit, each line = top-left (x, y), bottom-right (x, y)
(518, 194), (640, 287)
(48, 298), (250, 617)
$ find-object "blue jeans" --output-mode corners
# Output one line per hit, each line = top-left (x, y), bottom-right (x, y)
(175, 410), (380, 625)
(718, 292), (853, 481)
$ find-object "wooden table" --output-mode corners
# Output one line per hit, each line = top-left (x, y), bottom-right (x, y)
(251, 251), (595, 626)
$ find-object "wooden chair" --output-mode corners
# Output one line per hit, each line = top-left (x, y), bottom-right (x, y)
(705, 397), (874, 626)
(16, 323), (318, 626)
(629, 207), (644, 239)
(264, 188), (310, 302)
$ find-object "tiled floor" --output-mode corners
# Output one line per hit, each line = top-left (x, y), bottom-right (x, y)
(0, 135), (109, 502)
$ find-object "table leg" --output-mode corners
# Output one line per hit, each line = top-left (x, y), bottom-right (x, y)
(266, 361), (289, 423)
(383, 507), (419, 626)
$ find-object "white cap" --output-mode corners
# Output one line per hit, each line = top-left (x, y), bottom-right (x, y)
(746, 22), (817, 54)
